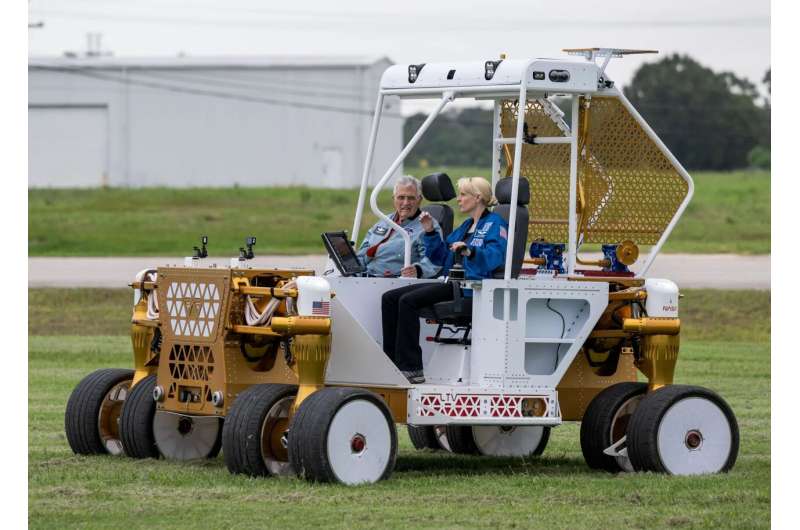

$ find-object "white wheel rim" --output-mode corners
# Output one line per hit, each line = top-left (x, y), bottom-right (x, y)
(610, 394), (644, 472)
(153, 411), (220, 460)
(435, 426), (451, 452)
(326, 399), (392, 485)
(472, 425), (545, 457)
(260, 395), (294, 476)
(656, 396), (733, 475)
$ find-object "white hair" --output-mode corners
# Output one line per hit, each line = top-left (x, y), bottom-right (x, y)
(393, 175), (423, 197)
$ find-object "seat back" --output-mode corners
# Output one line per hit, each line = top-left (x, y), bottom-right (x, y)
(420, 173), (456, 237)
(493, 177), (530, 279)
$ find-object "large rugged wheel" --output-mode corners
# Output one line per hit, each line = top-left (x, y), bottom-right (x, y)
(289, 387), (398, 485)
(444, 425), (479, 455)
(154, 412), (222, 460)
(120, 374), (159, 458)
(65, 368), (134, 455)
(472, 425), (550, 457)
(222, 384), (297, 476)
(627, 385), (739, 475)
(407, 425), (440, 451)
(580, 382), (648, 472)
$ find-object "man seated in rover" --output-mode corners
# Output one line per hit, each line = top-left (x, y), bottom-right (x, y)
(356, 175), (443, 278)
(381, 176), (508, 383)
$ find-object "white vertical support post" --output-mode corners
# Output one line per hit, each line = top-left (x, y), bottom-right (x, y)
(503, 64), (532, 282)
(490, 100), (502, 190)
(351, 93), (385, 245)
(567, 96), (580, 275)
(369, 92), (453, 268)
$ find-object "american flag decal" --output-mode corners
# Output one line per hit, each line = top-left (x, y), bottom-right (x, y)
(312, 300), (330, 316)
(499, 226), (508, 240)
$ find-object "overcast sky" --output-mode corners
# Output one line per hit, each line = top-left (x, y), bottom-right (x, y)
(28, 0), (770, 114)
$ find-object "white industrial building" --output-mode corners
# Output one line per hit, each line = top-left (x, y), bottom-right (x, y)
(28, 55), (403, 188)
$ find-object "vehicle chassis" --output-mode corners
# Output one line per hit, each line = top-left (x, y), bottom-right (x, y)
(65, 49), (739, 484)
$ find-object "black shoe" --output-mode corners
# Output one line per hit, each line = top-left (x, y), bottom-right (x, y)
(401, 370), (425, 384)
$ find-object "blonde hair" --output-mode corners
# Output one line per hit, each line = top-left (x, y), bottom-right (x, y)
(456, 177), (497, 207)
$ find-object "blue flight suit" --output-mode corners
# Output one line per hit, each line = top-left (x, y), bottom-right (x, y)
(423, 210), (508, 280)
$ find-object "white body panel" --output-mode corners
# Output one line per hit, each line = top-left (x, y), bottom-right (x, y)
(296, 276), (332, 317)
(644, 278), (680, 317)
(322, 275), (608, 426)
(380, 59), (600, 95)
(469, 278), (608, 391)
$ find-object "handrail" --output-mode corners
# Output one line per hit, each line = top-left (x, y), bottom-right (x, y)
(351, 94), (385, 245)
(368, 92), (454, 268)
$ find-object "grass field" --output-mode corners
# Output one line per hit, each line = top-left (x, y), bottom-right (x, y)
(28, 288), (770, 529)
(28, 170), (770, 256)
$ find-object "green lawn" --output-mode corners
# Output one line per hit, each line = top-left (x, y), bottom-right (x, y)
(28, 170), (770, 256)
(28, 288), (770, 529)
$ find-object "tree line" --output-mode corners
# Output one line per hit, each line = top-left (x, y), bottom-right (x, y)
(403, 54), (770, 171)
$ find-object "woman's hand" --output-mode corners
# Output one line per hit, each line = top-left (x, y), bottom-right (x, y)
(419, 211), (434, 233)
(450, 241), (468, 254)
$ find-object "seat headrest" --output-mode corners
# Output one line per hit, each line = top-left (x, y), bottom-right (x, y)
(495, 177), (530, 205)
(421, 173), (456, 202)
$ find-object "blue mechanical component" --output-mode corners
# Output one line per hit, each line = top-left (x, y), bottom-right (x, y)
(529, 241), (565, 273)
(601, 243), (630, 273)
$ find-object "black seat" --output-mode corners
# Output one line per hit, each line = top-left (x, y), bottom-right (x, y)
(420, 173), (456, 237)
(492, 177), (530, 279)
(421, 177), (530, 339)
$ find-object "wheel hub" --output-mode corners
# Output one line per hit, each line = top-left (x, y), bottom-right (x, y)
(177, 416), (194, 436)
(685, 429), (703, 450)
(350, 433), (367, 454)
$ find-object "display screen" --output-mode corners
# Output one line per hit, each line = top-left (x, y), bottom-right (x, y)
(322, 232), (366, 276)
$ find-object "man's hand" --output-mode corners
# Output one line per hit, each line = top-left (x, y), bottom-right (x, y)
(419, 211), (434, 233)
(400, 265), (417, 278)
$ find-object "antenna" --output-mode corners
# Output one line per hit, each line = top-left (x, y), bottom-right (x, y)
(563, 48), (658, 83)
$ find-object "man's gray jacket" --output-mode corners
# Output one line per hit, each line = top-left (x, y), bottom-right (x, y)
(356, 210), (442, 278)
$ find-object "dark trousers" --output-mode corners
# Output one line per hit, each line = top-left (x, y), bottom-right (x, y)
(381, 282), (454, 371)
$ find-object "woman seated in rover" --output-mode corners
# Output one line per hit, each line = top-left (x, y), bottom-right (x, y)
(381, 176), (508, 384)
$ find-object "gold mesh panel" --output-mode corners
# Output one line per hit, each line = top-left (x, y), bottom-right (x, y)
(500, 97), (689, 246)
(578, 97), (688, 244)
(168, 343), (215, 382)
(500, 99), (571, 243)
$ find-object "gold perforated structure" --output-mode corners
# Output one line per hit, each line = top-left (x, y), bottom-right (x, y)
(578, 97), (688, 244)
(500, 99), (571, 243)
(500, 97), (689, 246)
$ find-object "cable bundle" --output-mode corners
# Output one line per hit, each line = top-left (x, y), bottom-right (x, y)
(244, 280), (296, 326)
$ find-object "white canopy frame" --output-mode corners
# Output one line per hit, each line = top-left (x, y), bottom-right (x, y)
(350, 58), (694, 279)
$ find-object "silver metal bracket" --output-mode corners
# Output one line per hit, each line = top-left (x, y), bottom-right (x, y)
(603, 434), (628, 458)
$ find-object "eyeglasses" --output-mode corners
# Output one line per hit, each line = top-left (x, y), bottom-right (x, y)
(394, 195), (420, 202)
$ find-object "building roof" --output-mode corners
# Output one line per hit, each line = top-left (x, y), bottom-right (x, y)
(28, 54), (392, 70)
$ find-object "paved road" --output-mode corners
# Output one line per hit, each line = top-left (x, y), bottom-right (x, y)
(29, 254), (770, 289)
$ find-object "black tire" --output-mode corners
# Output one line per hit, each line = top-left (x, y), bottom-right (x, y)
(407, 424), (440, 451)
(65, 368), (134, 455)
(627, 385), (739, 475)
(533, 427), (550, 456)
(580, 382), (648, 472)
(289, 387), (398, 484)
(222, 384), (297, 476)
(444, 425), (480, 455)
(120, 374), (159, 459)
